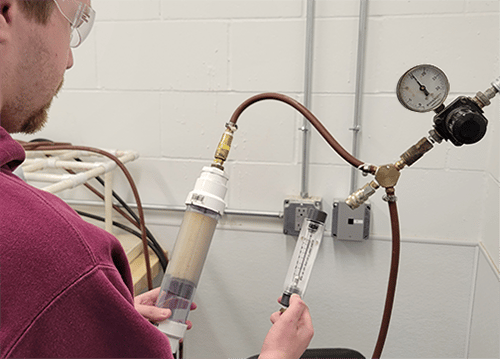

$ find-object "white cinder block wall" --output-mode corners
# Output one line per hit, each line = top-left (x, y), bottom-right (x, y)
(17, 1), (499, 358)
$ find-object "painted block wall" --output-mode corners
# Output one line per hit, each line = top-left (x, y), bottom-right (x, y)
(16, 0), (499, 358)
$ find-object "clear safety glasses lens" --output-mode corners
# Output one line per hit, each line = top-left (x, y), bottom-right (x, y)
(53, 0), (95, 48)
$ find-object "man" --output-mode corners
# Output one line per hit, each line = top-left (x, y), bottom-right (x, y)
(0, 1), (314, 358)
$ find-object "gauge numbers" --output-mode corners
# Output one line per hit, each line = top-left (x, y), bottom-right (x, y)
(396, 64), (449, 112)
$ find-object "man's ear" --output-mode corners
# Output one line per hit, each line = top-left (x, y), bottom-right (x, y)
(0, 0), (15, 43)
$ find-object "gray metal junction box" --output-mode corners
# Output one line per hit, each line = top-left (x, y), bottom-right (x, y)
(332, 200), (370, 241)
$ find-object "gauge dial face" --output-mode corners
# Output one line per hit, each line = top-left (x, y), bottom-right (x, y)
(396, 64), (449, 112)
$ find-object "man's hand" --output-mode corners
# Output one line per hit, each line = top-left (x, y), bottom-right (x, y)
(134, 287), (196, 329)
(259, 294), (314, 359)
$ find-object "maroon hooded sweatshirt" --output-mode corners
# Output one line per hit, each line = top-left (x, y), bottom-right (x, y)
(0, 126), (173, 358)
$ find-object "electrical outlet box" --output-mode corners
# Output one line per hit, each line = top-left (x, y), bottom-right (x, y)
(332, 200), (370, 241)
(283, 197), (322, 236)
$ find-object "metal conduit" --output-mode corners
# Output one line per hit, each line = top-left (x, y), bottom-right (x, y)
(300, 0), (369, 197)
(64, 199), (284, 218)
(300, 0), (316, 198)
(350, 0), (369, 193)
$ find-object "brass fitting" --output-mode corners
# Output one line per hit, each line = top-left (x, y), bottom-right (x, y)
(398, 137), (434, 168)
(473, 91), (491, 108)
(212, 123), (237, 170)
(358, 163), (378, 176)
(375, 164), (401, 188)
(394, 160), (406, 171)
(346, 180), (380, 209)
(383, 187), (398, 203)
(472, 80), (499, 108)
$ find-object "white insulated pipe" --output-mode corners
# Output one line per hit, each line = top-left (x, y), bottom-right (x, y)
(22, 151), (139, 194)
(24, 172), (75, 182)
(23, 159), (108, 172)
(23, 150), (137, 173)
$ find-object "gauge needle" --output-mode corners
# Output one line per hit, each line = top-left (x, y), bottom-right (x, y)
(410, 74), (430, 96)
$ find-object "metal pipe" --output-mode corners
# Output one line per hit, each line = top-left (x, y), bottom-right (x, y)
(64, 199), (284, 218)
(349, 0), (369, 193)
(300, 0), (315, 198)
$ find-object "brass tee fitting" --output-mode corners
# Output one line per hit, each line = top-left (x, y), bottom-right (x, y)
(375, 164), (401, 188)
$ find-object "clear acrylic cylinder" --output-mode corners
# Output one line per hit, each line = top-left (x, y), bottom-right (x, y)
(156, 204), (219, 321)
(156, 166), (228, 352)
(280, 210), (327, 307)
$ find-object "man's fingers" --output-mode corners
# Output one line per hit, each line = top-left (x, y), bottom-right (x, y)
(281, 294), (307, 320)
(135, 287), (161, 305)
(137, 304), (171, 322)
(270, 310), (282, 324)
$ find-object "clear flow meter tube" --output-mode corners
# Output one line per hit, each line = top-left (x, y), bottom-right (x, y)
(280, 209), (327, 308)
(156, 166), (228, 352)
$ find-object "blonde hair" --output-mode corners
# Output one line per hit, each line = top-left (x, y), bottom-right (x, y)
(17, 0), (55, 24)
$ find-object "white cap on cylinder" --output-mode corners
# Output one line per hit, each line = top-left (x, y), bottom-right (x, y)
(157, 320), (188, 354)
(185, 166), (228, 215)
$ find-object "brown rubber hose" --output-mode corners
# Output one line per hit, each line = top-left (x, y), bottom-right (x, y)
(229, 92), (365, 169)
(372, 194), (400, 359)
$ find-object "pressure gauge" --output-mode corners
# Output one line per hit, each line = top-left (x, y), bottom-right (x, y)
(396, 64), (449, 112)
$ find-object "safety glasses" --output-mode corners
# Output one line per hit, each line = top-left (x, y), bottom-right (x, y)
(53, 0), (95, 48)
